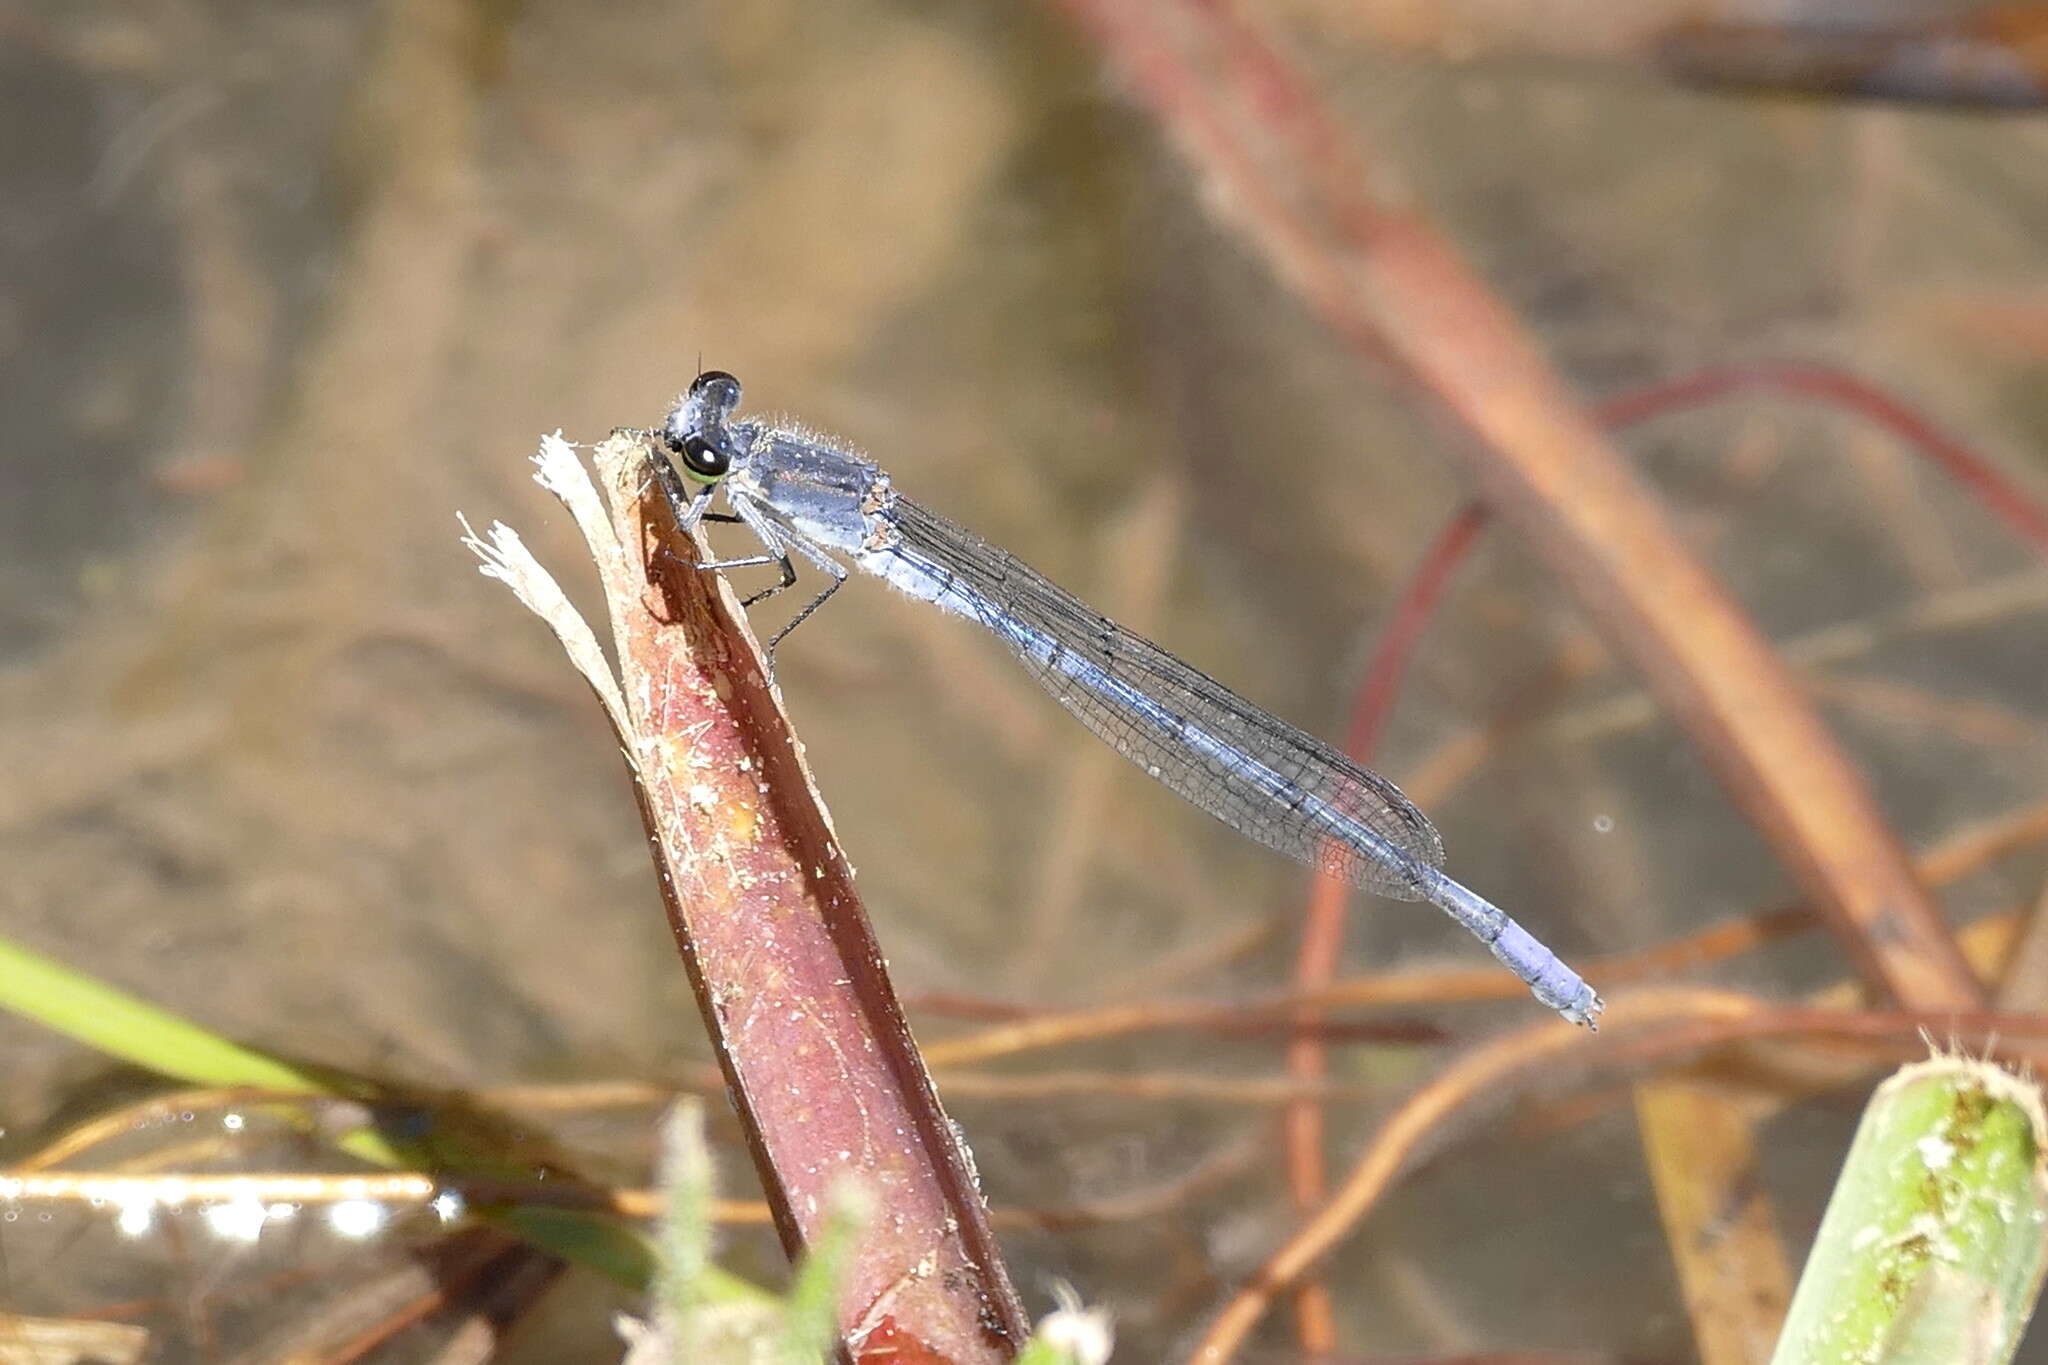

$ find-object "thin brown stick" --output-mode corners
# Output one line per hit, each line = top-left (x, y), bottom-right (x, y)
(1189, 991), (2048, 1363)
(1996, 877), (2048, 1010)
(1592, 361), (2048, 556)
(10, 1086), (371, 1173)
(1273, 365), (2048, 1326)
(1284, 874), (1345, 1346)
(933, 1068), (1379, 1106)
(1054, 0), (1981, 1025)
(922, 794), (2048, 1065)
(1810, 671), (2048, 754)
(284, 1236), (559, 1365)
(1657, 11), (2048, 109)
(1400, 568), (2048, 809)
(5, 1154), (1261, 1240)
(1387, 354), (2048, 809)
(1633, 1082), (1791, 1365)
(1282, 505), (1488, 1349)
(1919, 797), (2048, 883)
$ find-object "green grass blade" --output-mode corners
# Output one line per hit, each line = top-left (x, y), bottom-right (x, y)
(776, 1181), (872, 1365)
(0, 933), (666, 1290)
(0, 935), (331, 1093)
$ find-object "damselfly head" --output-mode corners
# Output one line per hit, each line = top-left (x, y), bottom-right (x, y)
(663, 370), (747, 483)
(689, 369), (742, 412)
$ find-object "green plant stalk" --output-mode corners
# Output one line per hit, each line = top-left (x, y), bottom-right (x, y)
(657, 1100), (716, 1357)
(0, 933), (669, 1289)
(0, 935), (409, 1165)
(1014, 1338), (1086, 1365)
(776, 1181), (874, 1365)
(1769, 1055), (2048, 1365)
(0, 936), (336, 1093)
(649, 1100), (774, 1357)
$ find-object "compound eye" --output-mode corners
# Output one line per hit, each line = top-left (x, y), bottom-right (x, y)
(689, 370), (742, 409)
(678, 432), (731, 481)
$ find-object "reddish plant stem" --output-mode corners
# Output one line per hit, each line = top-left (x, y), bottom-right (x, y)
(1057, 0), (1986, 1022)
(589, 435), (1027, 1362)
(1592, 361), (2048, 555)
(1341, 507), (1498, 762)
(1279, 353), (2048, 1347)
(1279, 503), (1489, 1348)
(1261, 262), (2048, 1365)
(1199, 991), (2048, 1364)
(1658, 11), (2048, 110)
(1056, 4), (2045, 1357)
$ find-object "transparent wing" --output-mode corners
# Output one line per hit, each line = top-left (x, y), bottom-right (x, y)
(886, 497), (1446, 899)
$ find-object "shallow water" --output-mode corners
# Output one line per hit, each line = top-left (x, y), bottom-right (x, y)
(4, 1), (2047, 1360)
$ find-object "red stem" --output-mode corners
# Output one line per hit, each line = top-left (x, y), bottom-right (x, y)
(1594, 361), (2048, 555)
(1282, 356), (2047, 1352)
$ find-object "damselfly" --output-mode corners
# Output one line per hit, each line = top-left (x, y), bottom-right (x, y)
(653, 371), (1602, 1026)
